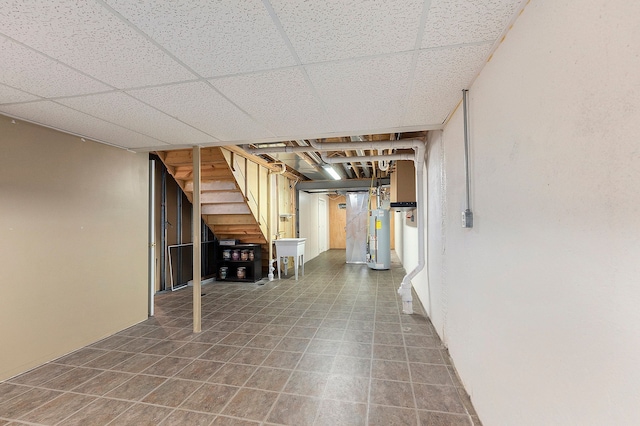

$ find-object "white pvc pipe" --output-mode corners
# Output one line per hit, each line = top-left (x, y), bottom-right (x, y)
(309, 138), (423, 152)
(397, 143), (426, 314)
(320, 153), (414, 164)
(244, 138), (424, 155)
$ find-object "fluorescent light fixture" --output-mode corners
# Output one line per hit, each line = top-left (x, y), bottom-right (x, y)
(323, 165), (341, 180)
(255, 142), (286, 148)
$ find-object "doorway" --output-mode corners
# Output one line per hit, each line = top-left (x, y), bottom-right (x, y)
(318, 198), (327, 253)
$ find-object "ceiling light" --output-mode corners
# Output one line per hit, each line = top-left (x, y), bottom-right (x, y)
(255, 142), (286, 148)
(323, 165), (341, 180)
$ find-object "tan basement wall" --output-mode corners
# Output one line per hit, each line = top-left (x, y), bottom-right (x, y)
(0, 116), (149, 381)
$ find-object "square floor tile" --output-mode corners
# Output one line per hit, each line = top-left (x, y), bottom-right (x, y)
(266, 393), (321, 425)
(244, 367), (291, 391)
(108, 403), (174, 425)
(18, 392), (95, 424)
(179, 383), (238, 414)
(142, 378), (202, 407)
(208, 363), (257, 387)
(370, 378), (415, 408)
(105, 375), (166, 401)
(413, 383), (466, 413)
(323, 374), (369, 403)
(283, 370), (328, 397)
(222, 388), (278, 421)
(315, 399), (367, 426)
(60, 398), (133, 426)
(368, 404), (418, 426)
(418, 410), (472, 425)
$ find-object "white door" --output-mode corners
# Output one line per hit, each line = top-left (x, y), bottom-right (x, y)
(318, 198), (327, 253)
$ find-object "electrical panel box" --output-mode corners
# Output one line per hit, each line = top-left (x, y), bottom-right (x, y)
(390, 160), (416, 203)
(462, 209), (474, 228)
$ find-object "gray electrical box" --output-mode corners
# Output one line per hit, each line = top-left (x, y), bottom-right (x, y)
(462, 209), (473, 228)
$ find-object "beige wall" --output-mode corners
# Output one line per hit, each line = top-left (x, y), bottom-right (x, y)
(0, 116), (149, 381)
(398, 0), (640, 424)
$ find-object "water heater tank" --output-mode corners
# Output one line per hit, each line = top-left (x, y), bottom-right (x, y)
(367, 208), (390, 270)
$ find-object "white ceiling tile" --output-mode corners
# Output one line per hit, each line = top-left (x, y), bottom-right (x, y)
(271, 0), (425, 63)
(212, 68), (331, 137)
(127, 82), (272, 142)
(403, 44), (493, 125)
(0, 36), (111, 98)
(422, 0), (524, 48)
(0, 0), (193, 88)
(57, 92), (215, 145)
(306, 53), (414, 132)
(104, 0), (296, 77)
(0, 84), (39, 104)
(0, 101), (167, 149)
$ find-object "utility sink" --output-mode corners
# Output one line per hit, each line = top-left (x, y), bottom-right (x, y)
(274, 238), (306, 280)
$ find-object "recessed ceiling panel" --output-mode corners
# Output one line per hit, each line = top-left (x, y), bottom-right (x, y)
(403, 44), (494, 125)
(0, 1), (194, 88)
(422, 0), (525, 48)
(127, 82), (271, 143)
(271, 0), (425, 63)
(57, 92), (215, 145)
(0, 101), (168, 149)
(306, 53), (413, 132)
(105, 0), (296, 77)
(212, 68), (331, 137)
(0, 84), (39, 104)
(0, 37), (111, 98)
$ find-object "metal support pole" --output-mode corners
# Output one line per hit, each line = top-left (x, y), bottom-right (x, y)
(160, 166), (167, 291)
(192, 146), (202, 333)
(176, 186), (182, 286)
(148, 159), (155, 316)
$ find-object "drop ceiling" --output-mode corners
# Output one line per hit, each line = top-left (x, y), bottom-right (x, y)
(0, 0), (527, 152)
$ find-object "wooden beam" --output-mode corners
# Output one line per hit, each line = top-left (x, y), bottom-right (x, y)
(206, 214), (256, 225)
(202, 203), (251, 215)
(199, 191), (245, 204)
(184, 180), (237, 192)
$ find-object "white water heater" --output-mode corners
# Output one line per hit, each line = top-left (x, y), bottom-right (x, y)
(367, 208), (390, 270)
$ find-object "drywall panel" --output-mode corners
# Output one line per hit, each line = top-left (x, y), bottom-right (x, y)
(297, 192), (329, 263)
(425, 0), (640, 424)
(0, 115), (148, 381)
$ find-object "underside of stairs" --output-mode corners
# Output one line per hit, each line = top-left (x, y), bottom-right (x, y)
(157, 147), (267, 246)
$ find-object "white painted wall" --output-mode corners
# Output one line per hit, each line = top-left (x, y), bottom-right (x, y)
(298, 191), (330, 262)
(397, 0), (640, 424)
(0, 116), (149, 381)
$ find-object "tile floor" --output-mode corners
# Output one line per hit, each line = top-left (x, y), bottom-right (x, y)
(0, 250), (481, 425)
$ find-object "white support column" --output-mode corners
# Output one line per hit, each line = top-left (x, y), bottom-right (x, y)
(192, 146), (201, 333)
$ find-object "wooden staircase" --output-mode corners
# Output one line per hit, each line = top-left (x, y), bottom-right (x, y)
(157, 147), (267, 245)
